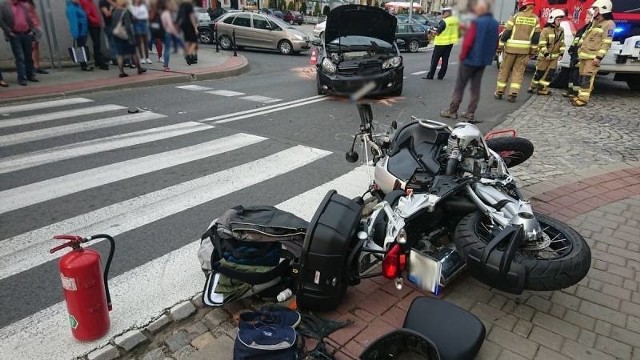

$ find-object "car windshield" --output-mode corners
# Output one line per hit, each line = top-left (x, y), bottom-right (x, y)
(328, 36), (393, 51)
(267, 16), (297, 30)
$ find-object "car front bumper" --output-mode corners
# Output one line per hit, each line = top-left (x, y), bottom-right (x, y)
(292, 39), (311, 51)
(317, 67), (404, 96)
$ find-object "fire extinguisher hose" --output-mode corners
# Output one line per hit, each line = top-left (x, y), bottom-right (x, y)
(86, 234), (115, 311)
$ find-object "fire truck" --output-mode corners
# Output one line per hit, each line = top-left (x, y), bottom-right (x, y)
(496, 0), (640, 90)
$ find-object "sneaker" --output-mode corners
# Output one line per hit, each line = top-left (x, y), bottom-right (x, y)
(460, 112), (475, 121)
(35, 68), (49, 74)
(240, 307), (301, 328)
(119, 72), (129, 78)
(145, 58), (153, 64)
(163, 66), (171, 72)
(27, 76), (39, 82)
(440, 109), (458, 119)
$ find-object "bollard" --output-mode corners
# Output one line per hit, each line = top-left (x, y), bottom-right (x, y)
(215, 26), (219, 53)
(232, 29), (237, 57)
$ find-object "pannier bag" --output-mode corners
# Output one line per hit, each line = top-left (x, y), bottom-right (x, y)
(296, 190), (363, 311)
(198, 206), (307, 306)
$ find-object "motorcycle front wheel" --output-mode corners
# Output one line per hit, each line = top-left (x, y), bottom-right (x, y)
(453, 212), (591, 291)
(485, 137), (534, 168)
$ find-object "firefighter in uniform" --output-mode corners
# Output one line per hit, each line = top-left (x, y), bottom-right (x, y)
(572, 0), (615, 107)
(423, 7), (459, 80)
(562, 10), (594, 98)
(527, 9), (565, 95)
(495, 0), (540, 102)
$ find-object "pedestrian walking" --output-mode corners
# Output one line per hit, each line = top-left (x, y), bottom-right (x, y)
(159, 0), (179, 71)
(0, 70), (9, 87)
(131, 0), (152, 64)
(79, 0), (109, 70)
(23, 0), (47, 74)
(439, 0), (498, 123)
(66, 0), (93, 71)
(571, 0), (614, 107)
(495, 0), (540, 102)
(423, 7), (459, 80)
(112, 0), (146, 77)
(527, 9), (565, 95)
(99, 0), (117, 64)
(0, 0), (38, 85)
(562, 11), (593, 99)
(148, 0), (164, 64)
(176, 0), (197, 64)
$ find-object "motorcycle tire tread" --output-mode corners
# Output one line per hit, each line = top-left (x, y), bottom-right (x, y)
(453, 211), (591, 291)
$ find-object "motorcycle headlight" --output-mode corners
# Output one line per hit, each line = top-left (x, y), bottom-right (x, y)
(382, 56), (402, 69)
(292, 34), (304, 41)
(322, 58), (337, 75)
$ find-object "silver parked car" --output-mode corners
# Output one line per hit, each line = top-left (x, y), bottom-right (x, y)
(216, 12), (310, 55)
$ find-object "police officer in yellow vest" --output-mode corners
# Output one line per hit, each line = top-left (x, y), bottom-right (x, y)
(572, 0), (615, 107)
(495, 0), (540, 102)
(422, 7), (459, 80)
(527, 9), (565, 95)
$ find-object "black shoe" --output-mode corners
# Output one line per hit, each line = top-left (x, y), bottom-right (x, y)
(119, 72), (129, 78)
(18, 80), (27, 86)
(185, 55), (192, 65)
(422, 75), (434, 80)
(137, 68), (147, 75)
(98, 64), (110, 70)
(27, 76), (39, 82)
(35, 68), (49, 74)
(81, 66), (94, 71)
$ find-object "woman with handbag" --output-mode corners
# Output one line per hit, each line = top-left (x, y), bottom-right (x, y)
(23, 0), (47, 74)
(66, 0), (93, 71)
(176, 0), (197, 65)
(112, 0), (146, 77)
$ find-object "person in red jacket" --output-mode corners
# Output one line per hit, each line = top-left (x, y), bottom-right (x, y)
(79, 0), (109, 70)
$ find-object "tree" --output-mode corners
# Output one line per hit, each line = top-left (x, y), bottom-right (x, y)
(287, 1), (295, 10)
(313, 2), (321, 16)
(300, 2), (307, 14)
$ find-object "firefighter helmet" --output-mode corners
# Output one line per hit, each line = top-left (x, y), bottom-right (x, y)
(548, 9), (566, 23)
(518, 0), (535, 9)
(591, 0), (613, 14)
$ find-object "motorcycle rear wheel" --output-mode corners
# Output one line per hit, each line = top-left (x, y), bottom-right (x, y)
(453, 211), (591, 291)
(485, 137), (534, 168)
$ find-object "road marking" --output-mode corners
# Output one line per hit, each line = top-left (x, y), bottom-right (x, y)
(0, 163), (366, 359)
(240, 95), (282, 104)
(0, 97), (93, 114)
(0, 105), (126, 129)
(411, 70), (428, 75)
(0, 111), (167, 147)
(202, 95), (324, 122)
(214, 97), (328, 124)
(175, 85), (213, 91)
(206, 90), (245, 97)
(0, 133), (267, 215)
(0, 122), (214, 174)
(0, 145), (331, 280)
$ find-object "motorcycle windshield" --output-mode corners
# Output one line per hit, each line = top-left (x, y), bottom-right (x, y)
(387, 122), (449, 181)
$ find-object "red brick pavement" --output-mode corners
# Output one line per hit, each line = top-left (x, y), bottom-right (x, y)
(319, 167), (640, 359)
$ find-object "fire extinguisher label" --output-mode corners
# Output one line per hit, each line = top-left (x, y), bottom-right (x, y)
(60, 274), (77, 291)
(69, 315), (78, 329)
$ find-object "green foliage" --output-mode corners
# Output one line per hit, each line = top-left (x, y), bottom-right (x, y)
(269, 0), (277, 8)
(287, 1), (295, 10)
(300, 2), (307, 14)
(313, 2), (320, 16)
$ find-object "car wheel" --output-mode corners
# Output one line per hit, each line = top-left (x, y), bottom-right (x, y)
(408, 40), (420, 53)
(219, 35), (232, 50)
(199, 31), (212, 44)
(278, 40), (293, 55)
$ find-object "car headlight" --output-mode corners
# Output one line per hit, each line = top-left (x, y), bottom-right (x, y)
(292, 34), (304, 41)
(382, 56), (402, 69)
(322, 58), (337, 75)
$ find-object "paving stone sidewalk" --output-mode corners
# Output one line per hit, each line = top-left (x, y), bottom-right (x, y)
(84, 89), (640, 360)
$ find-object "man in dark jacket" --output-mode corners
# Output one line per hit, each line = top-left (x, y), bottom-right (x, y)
(440, 0), (498, 122)
(80, 0), (108, 70)
(0, 0), (38, 85)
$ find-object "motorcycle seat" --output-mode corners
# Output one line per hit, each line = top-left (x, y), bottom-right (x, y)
(361, 296), (485, 360)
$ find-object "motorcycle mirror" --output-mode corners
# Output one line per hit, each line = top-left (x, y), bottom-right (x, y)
(391, 120), (397, 130)
(345, 151), (359, 163)
(357, 103), (373, 126)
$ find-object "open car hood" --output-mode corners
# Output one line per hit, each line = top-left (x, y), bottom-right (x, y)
(325, 5), (397, 46)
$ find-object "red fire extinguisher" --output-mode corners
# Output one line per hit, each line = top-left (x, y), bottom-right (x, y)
(50, 234), (115, 342)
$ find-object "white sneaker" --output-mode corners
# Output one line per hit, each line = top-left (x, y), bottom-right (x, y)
(145, 58), (152, 64)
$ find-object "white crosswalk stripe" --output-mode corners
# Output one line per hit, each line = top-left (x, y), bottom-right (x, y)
(0, 97), (93, 114)
(0, 97), (369, 359)
(0, 104), (127, 129)
(175, 85), (213, 91)
(206, 89), (245, 97)
(240, 95), (282, 104)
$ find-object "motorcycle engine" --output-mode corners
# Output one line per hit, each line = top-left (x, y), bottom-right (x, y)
(446, 123), (490, 176)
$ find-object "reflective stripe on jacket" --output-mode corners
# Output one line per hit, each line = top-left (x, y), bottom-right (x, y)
(434, 16), (460, 46)
(538, 25), (565, 59)
(500, 10), (540, 55)
(578, 19), (615, 60)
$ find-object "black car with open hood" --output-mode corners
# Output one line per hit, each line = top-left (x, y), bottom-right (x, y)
(315, 5), (404, 96)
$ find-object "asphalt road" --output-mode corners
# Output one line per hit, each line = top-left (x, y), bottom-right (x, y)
(0, 40), (532, 357)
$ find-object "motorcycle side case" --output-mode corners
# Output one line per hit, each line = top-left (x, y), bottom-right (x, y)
(296, 190), (363, 311)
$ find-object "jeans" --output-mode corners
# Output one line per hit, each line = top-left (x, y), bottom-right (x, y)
(449, 64), (486, 114)
(163, 33), (171, 66)
(9, 33), (35, 81)
(88, 25), (107, 66)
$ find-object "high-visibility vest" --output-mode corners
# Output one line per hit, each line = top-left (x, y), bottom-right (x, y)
(434, 16), (460, 46)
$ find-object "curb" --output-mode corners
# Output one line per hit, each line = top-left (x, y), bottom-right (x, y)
(0, 55), (250, 105)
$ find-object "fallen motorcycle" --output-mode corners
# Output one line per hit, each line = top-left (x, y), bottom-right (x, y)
(347, 103), (590, 295)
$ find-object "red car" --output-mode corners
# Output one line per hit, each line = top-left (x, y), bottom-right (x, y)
(283, 11), (304, 25)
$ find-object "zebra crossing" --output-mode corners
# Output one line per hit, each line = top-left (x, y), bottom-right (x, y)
(0, 97), (368, 359)
(175, 84), (283, 104)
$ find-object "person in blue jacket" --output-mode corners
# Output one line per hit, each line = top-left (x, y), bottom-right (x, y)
(440, 0), (498, 123)
(66, 0), (93, 71)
